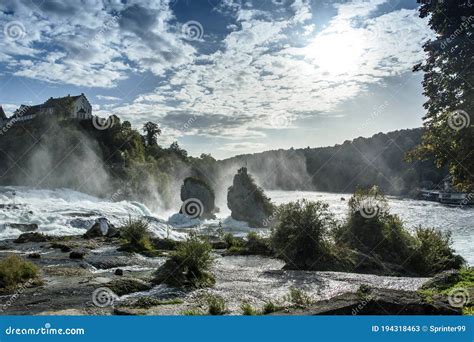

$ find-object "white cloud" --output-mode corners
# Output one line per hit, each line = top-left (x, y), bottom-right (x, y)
(116, 0), (431, 143)
(0, 0), (196, 87)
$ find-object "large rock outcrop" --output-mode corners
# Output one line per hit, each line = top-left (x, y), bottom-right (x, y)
(227, 167), (274, 227)
(180, 177), (217, 219)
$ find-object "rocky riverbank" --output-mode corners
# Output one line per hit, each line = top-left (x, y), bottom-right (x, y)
(0, 232), (463, 316)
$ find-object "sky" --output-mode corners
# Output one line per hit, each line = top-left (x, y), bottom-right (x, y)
(0, 0), (434, 159)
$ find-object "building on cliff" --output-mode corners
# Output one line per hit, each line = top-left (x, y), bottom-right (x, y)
(0, 94), (92, 127)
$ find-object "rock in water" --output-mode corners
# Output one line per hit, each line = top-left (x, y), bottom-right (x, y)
(227, 167), (274, 227)
(83, 218), (119, 239)
(180, 177), (217, 219)
(8, 223), (39, 232)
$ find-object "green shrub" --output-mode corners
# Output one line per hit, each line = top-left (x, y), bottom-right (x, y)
(262, 301), (279, 314)
(240, 302), (258, 315)
(120, 218), (154, 254)
(337, 187), (463, 276)
(271, 200), (337, 270)
(206, 294), (227, 315)
(0, 255), (39, 292)
(154, 235), (215, 288)
(223, 233), (243, 249)
(182, 309), (205, 316)
(285, 288), (313, 307)
(410, 227), (465, 275)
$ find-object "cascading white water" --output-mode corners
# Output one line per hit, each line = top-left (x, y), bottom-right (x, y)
(0, 186), (472, 264)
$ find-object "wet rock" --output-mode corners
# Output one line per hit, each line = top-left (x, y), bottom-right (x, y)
(274, 288), (462, 315)
(14, 232), (51, 243)
(51, 242), (72, 253)
(27, 253), (41, 259)
(83, 218), (119, 239)
(115, 269), (124, 276)
(69, 250), (86, 259)
(180, 177), (217, 219)
(8, 223), (38, 232)
(107, 278), (152, 296)
(421, 270), (461, 290)
(227, 167), (274, 227)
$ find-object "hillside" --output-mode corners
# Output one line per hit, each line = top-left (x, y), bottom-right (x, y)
(218, 128), (446, 196)
(0, 115), (445, 203)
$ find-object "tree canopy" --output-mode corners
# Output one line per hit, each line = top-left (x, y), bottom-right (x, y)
(409, 0), (474, 191)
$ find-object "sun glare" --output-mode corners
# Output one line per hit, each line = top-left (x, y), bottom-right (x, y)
(304, 25), (365, 76)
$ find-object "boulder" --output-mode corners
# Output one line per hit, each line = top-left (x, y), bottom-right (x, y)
(83, 218), (119, 239)
(227, 167), (274, 227)
(273, 288), (462, 315)
(421, 270), (461, 290)
(69, 250), (86, 259)
(14, 232), (51, 243)
(107, 278), (152, 296)
(180, 177), (217, 219)
(27, 253), (41, 259)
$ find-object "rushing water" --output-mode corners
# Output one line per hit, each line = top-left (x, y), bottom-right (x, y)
(0, 186), (472, 264)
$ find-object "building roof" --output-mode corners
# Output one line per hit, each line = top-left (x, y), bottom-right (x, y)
(0, 106), (6, 120)
(11, 94), (90, 119)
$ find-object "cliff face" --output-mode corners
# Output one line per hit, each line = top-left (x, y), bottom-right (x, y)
(227, 167), (274, 227)
(180, 177), (217, 219)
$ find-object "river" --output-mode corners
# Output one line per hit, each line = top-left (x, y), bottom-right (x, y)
(0, 186), (472, 264)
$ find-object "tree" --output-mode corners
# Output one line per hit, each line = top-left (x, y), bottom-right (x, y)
(142, 121), (161, 146)
(169, 141), (188, 159)
(409, 1), (474, 191)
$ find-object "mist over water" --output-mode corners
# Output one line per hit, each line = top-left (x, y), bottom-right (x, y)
(0, 185), (472, 265)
